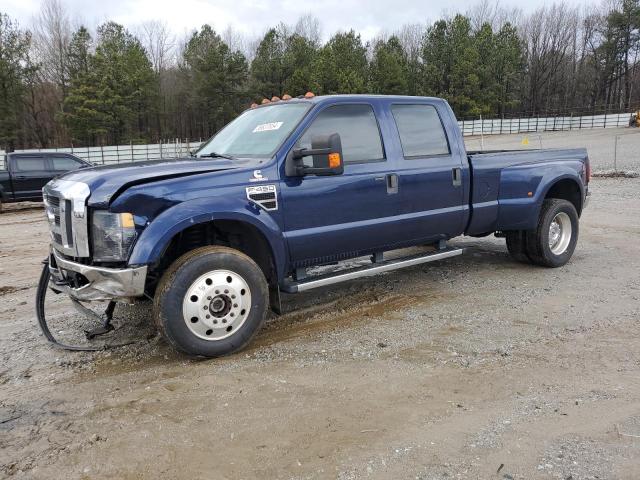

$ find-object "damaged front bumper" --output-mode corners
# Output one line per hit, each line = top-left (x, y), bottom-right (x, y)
(48, 248), (147, 302)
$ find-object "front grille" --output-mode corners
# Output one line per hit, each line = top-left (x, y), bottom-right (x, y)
(45, 194), (60, 207)
(43, 179), (91, 257)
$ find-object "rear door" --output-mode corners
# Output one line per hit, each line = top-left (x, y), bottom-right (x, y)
(48, 155), (87, 174)
(387, 102), (466, 243)
(280, 102), (400, 267)
(9, 155), (52, 200)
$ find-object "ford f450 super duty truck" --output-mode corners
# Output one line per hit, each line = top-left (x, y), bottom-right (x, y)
(39, 95), (590, 357)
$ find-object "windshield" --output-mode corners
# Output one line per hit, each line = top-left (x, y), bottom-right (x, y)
(195, 103), (311, 159)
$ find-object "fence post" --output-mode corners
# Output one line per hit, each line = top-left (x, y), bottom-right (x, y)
(130, 141), (134, 163)
(100, 144), (104, 164)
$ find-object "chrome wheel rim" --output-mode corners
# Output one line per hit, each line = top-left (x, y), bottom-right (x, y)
(548, 212), (572, 255)
(182, 270), (251, 341)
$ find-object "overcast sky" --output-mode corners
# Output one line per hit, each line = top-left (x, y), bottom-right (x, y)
(4, 0), (587, 41)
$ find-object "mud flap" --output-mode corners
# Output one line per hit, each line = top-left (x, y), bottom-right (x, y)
(269, 283), (282, 315)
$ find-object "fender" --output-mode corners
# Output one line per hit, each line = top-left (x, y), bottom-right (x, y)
(128, 196), (288, 280)
(497, 162), (584, 231)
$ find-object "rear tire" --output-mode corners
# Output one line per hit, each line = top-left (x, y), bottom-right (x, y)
(153, 246), (269, 357)
(525, 199), (579, 267)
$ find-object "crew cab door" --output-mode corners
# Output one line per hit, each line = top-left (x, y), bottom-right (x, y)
(280, 103), (399, 267)
(9, 155), (52, 200)
(48, 154), (88, 174)
(387, 102), (466, 243)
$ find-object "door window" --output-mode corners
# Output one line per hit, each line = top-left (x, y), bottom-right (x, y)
(51, 156), (83, 171)
(296, 104), (385, 164)
(13, 157), (47, 171)
(391, 104), (450, 158)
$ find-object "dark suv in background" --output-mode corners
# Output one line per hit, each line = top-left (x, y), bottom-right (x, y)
(0, 152), (91, 210)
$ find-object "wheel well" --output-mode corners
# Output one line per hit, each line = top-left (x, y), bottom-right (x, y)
(545, 179), (582, 215)
(148, 220), (276, 295)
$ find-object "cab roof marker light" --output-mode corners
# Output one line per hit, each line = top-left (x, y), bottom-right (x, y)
(304, 91), (315, 98)
(282, 94), (292, 100)
(271, 96), (281, 102)
(261, 98), (271, 104)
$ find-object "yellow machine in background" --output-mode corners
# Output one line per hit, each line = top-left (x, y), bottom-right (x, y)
(630, 110), (640, 127)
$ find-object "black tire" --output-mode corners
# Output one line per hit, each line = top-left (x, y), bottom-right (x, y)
(525, 199), (579, 267)
(505, 230), (531, 263)
(153, 246), (269, 357)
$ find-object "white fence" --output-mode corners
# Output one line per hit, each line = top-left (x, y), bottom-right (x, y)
(1, 111), (635, 168)
(458, 112), (633, 136)
(0, 140), (205, 168)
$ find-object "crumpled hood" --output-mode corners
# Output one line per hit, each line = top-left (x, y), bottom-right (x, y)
(58, 157), (245, 206)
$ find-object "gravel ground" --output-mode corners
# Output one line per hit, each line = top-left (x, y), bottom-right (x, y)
(1, 133), (639, 479)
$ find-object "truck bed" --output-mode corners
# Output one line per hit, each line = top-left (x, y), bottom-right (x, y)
(465, 148), (589, 235)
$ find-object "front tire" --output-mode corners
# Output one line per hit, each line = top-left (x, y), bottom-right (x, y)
(153, 246), (269, 357)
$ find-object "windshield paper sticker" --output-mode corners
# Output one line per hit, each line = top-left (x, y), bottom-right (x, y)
(253, 122), (283, 133)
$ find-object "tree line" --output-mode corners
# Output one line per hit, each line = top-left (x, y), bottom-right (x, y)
(1, 0), (639, 151)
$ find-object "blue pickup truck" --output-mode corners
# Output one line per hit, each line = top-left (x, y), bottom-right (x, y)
(39, 95), (590, 357)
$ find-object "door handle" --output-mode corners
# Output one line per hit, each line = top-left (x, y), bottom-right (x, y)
(14, 175), (27, 179)
(452, 168), (462, 187)
(386, 173), (398, 194)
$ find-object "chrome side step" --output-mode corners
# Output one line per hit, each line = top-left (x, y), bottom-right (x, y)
(281, 247), (463, 293)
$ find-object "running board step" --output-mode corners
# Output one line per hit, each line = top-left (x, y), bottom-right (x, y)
(281, 247), (463, 293)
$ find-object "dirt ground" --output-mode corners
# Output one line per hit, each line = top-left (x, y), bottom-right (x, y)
(1, 174), (640, 478)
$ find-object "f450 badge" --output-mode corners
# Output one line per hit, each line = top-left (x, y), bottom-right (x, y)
(246, 184), (278, 211)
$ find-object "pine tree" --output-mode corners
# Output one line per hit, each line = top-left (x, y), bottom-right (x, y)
(369, 36), (408, 94)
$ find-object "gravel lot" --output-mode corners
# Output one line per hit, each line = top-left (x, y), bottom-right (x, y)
(1, 130), (639, 479)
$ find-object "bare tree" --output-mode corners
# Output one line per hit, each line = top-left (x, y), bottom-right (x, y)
(31, 0), (71, 99)
(294, 14), (322, 46)
(137, 20), (175, 73)
(518, 3), (581, 113)
(468, 0), (522, 31)
(222, 25), (254, 59)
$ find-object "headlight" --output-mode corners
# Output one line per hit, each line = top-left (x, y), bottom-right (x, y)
(92, 211), (137, 262)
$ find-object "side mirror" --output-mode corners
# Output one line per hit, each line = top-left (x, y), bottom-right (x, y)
(286, 133), (344, 177)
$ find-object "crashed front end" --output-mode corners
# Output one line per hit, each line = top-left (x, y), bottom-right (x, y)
(43, 178), (147, 303)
